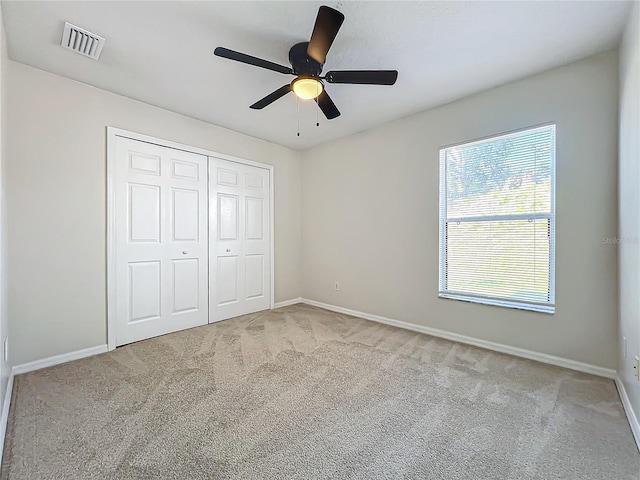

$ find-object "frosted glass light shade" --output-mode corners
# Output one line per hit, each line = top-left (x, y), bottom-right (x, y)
(292, 77), (323, 100)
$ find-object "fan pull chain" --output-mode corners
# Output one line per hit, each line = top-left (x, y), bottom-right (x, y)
(296, 96), (300, 137)
(316, 83), (320, 127)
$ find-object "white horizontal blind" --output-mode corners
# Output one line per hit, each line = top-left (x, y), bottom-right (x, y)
(439, 124), (555, 313)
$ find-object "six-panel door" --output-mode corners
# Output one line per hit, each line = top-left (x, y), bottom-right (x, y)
(209, 157), (271, 322)
(114, 137), (208, 346)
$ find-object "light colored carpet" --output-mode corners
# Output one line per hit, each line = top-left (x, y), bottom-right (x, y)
(1, 304), (638, 479)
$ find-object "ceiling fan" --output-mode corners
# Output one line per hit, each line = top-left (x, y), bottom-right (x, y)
(214, 5), (398, 120)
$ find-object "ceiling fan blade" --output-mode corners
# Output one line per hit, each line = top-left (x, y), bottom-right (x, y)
(250, 85), (292, 110)
(316, 90), (340, 119)
(214, 47), (293, 75)
(307, 6), (345, 65)
(325, 70), (398, 85)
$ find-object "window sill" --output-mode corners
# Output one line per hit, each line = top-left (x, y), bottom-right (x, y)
(438, 293), (555, 314)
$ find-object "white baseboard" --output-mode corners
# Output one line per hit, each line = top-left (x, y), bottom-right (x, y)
(273, 297), (302, 309)
(300, 298), (617, 380)
(11, 345), (108, 376)
(615, 375), (640, 452)
(0, 372), (14, 469)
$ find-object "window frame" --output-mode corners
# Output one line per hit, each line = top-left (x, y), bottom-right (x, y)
(438, 123), (556, 314)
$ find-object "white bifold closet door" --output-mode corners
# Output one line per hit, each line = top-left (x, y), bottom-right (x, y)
(209, 157), (271, 322)
(114, 137), (208, 346)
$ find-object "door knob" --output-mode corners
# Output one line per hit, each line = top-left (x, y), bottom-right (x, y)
(226, 248), (231, 252)
(182, 251), (188, 255)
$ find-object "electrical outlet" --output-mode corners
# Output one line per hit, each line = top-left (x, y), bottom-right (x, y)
(635, 357), (640, 381)
(3, 337), (8, 362)
(624, 336), (627, 358)
(334, 281), (340, 291)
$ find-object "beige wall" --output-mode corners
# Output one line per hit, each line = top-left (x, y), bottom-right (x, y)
(618, 2), (640, 425)
(302, 52), (619, 369)
(5, 61), (302, 365)
(0, 2), (10, 409)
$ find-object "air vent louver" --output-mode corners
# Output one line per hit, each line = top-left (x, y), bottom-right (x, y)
(60, 22), (105, 60)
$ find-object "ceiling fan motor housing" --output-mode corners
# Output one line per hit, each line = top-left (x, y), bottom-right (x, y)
(289, 42), (323, 76)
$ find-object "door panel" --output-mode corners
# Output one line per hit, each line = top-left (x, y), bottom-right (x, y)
(245, 172), (263, 189)
(129, 261), (161, 322)
(129, 152), (161, 175)
(114, 137), (208, 346)
(217, 256), (239, 304)
(172, 259), (200, 313)
(246, 197), (263, 239)
(210, 158), (271, 322)
(171, 159), (200, 181)
(218, 168), (238, 186)
(172, 188), (199, 241)
(245, 254), (264, 299)
(218, 194), (239, 240)
(129, 184), (161, 242)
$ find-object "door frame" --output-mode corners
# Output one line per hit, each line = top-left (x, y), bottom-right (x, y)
(106, 127), (275, 351)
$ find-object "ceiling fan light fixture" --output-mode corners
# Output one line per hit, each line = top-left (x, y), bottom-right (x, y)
(292, 77), (323, 100)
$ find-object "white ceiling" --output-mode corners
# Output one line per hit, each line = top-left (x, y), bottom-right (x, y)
(1, 1), (632, 150)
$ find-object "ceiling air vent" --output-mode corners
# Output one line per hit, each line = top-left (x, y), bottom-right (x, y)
(60, 22), (105, 60)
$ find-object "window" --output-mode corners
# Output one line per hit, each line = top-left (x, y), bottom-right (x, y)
(439, 124), (555, 313)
